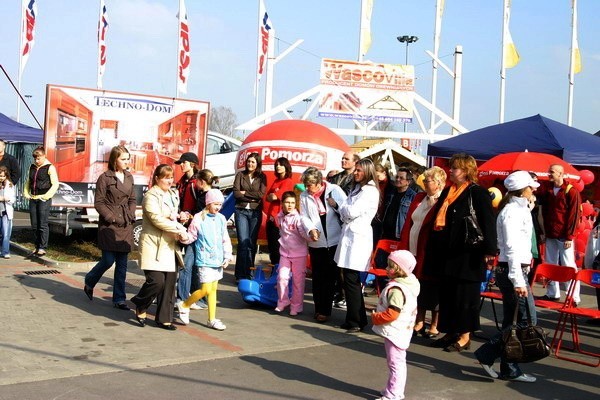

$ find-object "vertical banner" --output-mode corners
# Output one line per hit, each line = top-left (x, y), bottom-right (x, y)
(256, 0), (272, 86)
(20, 0), (38, 76)
(503, 0), (520, 69)
(571, 0), (582, 74)
(97, 0), (109, 89)
(177, 0), (191, 95)
(358, 0), (374, 60)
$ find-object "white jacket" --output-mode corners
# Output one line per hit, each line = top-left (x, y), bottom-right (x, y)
(496, 196), (534, 288)
(334, 181), (379, 271)
(0, 183), (16, 220)
(299, 182), (347, 249)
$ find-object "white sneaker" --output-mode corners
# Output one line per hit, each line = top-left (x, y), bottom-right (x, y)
(207, 319), (226, 331)
(190, 300), (208, 310)
(334, 300), (347, 309)
(3, 254), (10, 259)
(176, 300), (190, 325)
(507, 374), (536, 383)
(479, 363), (499, 379)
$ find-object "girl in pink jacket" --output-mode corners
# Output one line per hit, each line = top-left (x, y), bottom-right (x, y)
(275, 191), (319, 315)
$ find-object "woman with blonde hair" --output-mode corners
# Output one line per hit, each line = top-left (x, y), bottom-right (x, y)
(399, 166), (447, 338)
(428, 153), (496, 351)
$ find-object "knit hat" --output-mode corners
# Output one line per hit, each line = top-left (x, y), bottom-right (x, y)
(205, 189), (224, 205)
(503, 170), (540, 191)
(388, 250), (417, 275)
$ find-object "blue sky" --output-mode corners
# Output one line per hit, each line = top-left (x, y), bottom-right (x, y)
(1, 0), (599, 138)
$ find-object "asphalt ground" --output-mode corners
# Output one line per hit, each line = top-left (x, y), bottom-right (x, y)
(0, 235), (598, 399)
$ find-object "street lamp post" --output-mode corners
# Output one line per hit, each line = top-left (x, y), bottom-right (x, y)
(396, 35), (418, 134)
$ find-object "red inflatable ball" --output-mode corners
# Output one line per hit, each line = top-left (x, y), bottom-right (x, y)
(572, 179), (585, 192)
(574, 238), (587, 253)
(582, 202), (595, 217)
(579, 169), (595, 185)
(576, 220), (586, 234)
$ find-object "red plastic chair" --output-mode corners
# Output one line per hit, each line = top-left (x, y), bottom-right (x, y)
(367, 239), (402, 295)
(553, 269), (600, 367)
(480, 263), (503, 331)
(532, 263), (577, 311)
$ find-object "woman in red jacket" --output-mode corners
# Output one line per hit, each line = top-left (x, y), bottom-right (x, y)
(399, 166), (447, 338)
(264, 157), (294, 265)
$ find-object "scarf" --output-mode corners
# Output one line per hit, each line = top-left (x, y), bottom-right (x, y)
(312, 182), (327, 215)
(427, 190), (442, 206)
(434, 181), (469, 230)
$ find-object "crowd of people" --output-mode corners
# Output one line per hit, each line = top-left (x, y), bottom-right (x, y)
(4, 141), (600, 399)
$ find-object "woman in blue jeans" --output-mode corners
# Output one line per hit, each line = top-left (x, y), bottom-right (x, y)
(233, 152), (266, 281)
(475, 170), (540, 383)
(84, 146), (137, 310)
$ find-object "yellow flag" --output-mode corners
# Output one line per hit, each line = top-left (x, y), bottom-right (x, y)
(359, 0), (374, 57)
(573, 40), (582, 74)
(504, 29), (520, 69)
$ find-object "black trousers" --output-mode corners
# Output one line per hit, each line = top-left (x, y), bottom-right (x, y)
(131, 270), (177, 325)
(342, 268), (368, 328)
(29, 198), (51, 251)
(266, 219), (281, 265)
(309, 246), (338, 317)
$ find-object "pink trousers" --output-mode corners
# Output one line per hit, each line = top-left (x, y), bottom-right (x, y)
(382, 338), (407, 400)
(276, 255), (307, 313)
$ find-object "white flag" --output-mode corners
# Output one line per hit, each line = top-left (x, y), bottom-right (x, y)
(256, 0), (273, 85)
(177, 0), (191, 95)
(20, 0), (38, 77)
(97, 0), (109, 89)
(359, 0), (374, 58)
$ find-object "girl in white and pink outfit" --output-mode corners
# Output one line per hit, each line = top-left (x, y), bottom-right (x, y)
(372, 250), (420, 400)
(275, 191), (319, 315)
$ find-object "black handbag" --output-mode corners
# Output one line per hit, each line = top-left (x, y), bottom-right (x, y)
(464, 191), (484, 247)
(502, 298), (551, 363)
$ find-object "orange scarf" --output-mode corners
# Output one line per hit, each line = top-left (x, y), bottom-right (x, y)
(434, 181), (470, 230)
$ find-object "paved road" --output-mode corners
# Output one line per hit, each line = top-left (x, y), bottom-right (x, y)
(0, 247), (598, 399)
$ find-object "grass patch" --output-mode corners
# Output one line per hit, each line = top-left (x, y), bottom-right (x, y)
(11, 228), (139, 262)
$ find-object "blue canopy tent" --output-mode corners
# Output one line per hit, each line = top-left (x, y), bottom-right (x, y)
(427, 114), (600, 167)
(0, 113), (44, 209)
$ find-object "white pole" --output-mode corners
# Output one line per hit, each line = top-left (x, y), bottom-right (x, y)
(17, 0), (25, 122)
(97, 0), (102, 90)
(176, 0), (181, 99)
(264, 27), (275, 124)
(567, 0), (577, 126)
(452, 45), (463, 135)
(499, 0), (509, 123)
(358, 0), (366, 62)
(429, 0), (443, 134)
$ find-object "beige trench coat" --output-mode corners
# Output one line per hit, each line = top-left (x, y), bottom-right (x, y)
(138, 186), (186, 272)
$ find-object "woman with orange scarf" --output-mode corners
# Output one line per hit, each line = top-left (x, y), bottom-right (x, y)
(427, 153), (496, 352)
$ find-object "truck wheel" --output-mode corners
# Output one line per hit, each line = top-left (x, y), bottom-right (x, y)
(132, 220), (143, 250)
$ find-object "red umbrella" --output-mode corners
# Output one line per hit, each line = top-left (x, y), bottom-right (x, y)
(478, 151), (580, 181)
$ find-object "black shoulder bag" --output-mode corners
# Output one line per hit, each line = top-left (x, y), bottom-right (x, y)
(464, 190), (484, 247)
(502, 299), (551, 363)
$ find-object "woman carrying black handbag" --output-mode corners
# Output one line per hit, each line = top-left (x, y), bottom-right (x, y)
(474, 171), (541, 383)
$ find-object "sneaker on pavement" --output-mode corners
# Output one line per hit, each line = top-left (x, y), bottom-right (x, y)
(190, 300), (208, 310)
(479, 363), (499, 379)
(334, 300), (347, 309)
(208, 319), (226, 331)
(176, 300), (190, 325)
(3, 254), (10, 259)
(506, 374), (536, 383)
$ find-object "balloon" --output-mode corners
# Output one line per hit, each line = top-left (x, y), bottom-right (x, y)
(576, 220), (586, 233)
(579, 169), (595, 185)
(488, 187), (502, 208)
(416, 174), (425, 190)
(582, 202), (595, 217)
(572, 179), (585, 192)
(574, 238), (586, 253)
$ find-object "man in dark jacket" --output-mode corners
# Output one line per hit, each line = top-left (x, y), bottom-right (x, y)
(0, 140), (21, 184)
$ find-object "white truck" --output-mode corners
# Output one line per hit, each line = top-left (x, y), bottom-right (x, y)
(42, 84), (226, 247)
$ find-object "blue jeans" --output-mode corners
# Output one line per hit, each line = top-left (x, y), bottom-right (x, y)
(29, 198), (51, 251)
(1, 214), (13, 256)
(85, 250), (129, 304)
(234, 208), (262, 280)
(177, 243), (200, 300)
(475, 267), (537, 379)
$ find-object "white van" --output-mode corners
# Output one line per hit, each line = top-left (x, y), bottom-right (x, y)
(205, 131), (241, 190)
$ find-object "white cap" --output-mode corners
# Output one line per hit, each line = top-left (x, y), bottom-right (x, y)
(504, 171), (541, 191)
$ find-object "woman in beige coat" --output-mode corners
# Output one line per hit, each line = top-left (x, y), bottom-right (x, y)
(131, 164), (187, 330)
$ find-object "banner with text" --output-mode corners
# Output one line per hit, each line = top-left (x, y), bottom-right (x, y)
(318, 58), (415, 123)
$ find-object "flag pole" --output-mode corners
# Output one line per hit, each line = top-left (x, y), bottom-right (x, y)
(97, 0), (102, 89)
(17, 0), (25, 123)
(357, 0), (366, 62)
(567, 0), (577, 126)
(254, 0), (260, 117)
(429, 0), (443, 133)
(176, 0), (181, 99)
(499, 0), (508, 123)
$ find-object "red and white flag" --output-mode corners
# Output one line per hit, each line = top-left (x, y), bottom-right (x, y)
(20, 0), (38, 76)
(97, 0), (109, 89)
(256, 0), (272, 86)
(177, 0), (191, 95)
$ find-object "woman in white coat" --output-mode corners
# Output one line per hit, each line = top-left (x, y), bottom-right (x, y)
(131, 164), (188, 330)
(332, 158), (380, 332)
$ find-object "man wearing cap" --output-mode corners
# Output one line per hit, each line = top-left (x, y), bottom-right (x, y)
(537, 164), (581, 304)
(0, 140), (21, 184)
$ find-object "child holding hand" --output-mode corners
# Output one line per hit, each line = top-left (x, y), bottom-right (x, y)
(275, 191), (318, 315)
(371, 250), (420, 400)
(177, 189), (232, 331)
